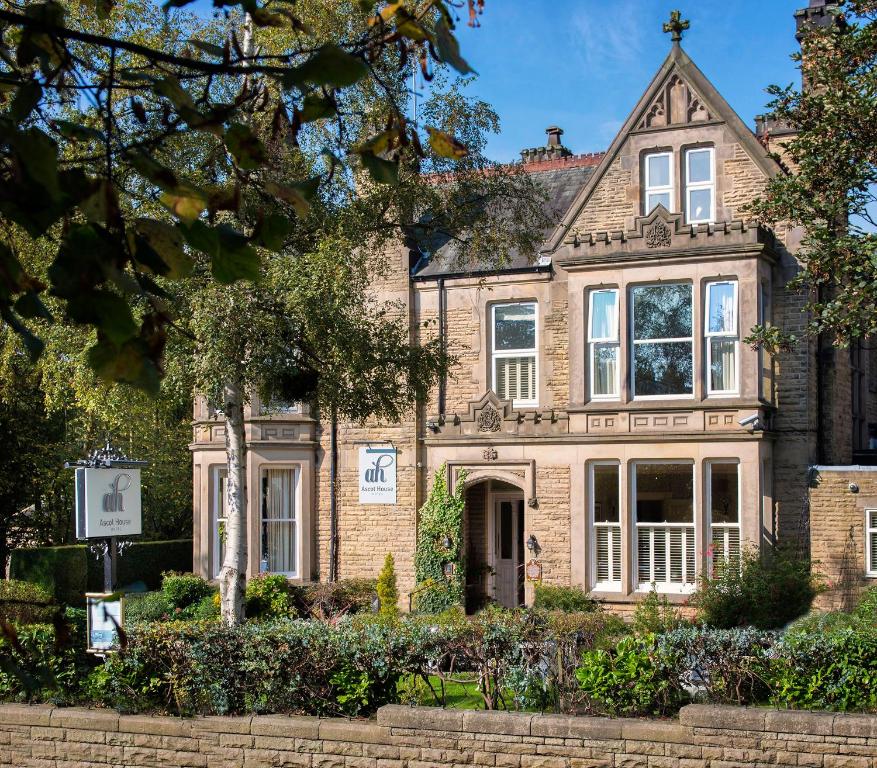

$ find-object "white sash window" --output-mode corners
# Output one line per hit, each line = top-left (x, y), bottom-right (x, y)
(705, 281), (738, 395)
(211, 467), (228, 579)
(634, 462), (696, 593)
(588, 289), (620, 399)
(685, 147), (715, 224)
(867, 510), (877, 578)
(590, 463), (621, 591)
(707, 462), (741, 575)
(260, 467), (298, 577)
(645, 152), (674, 213)
(492, 303), (537, 407)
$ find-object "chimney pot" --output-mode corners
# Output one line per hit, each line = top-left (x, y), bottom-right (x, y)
(546, 126), (563, 147)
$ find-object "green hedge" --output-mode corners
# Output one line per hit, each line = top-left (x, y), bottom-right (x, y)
(9, 539), (193, 605)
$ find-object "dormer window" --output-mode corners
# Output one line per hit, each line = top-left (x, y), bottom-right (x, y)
(644, 152), (673, 213)
(685, 147), (715, 224)
(492, 302), (537, 408)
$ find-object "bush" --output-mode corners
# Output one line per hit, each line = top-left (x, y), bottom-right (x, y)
(575, 634), (685, 717)
(9, 546), (88, 606)
(632, 587), (685, 635)
(693, 546), (819, 629)
(304, 578), (377, 619)
(770, 628), (877, 711)
(0, 579), (58, 625)
(376, 554), (399, 619)
(533, 584), (598, 613)
(161, 572), (213, 610)
(116, 540), (193, 591)
(125, 591), (174, 624)
(246, 574), (294, 620)
(0, 622), (88, 704)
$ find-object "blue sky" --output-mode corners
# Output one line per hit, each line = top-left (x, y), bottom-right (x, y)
(440, 1), (804, 162)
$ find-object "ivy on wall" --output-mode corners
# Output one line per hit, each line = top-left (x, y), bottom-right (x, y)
(413, 465), (466, 613)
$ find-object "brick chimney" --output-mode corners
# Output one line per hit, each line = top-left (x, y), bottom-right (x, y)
(520, 126), (572, 164)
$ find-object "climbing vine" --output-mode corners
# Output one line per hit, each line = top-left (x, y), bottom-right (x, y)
(414, 465), (466, 613)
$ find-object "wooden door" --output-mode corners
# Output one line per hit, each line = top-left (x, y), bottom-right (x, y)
(493, 498), (522, 608)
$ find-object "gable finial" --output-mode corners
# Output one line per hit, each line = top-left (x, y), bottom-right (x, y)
(663, 9), (690, 44)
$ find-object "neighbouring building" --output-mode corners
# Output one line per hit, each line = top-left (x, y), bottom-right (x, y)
(191, 1), (877, 613)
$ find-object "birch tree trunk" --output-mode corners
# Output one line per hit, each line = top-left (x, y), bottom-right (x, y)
(219, 379), (247, 624)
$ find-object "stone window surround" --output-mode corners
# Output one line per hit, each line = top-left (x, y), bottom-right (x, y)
(578, 451), (763, 598)
(583, 274), (743, 405)
(640, 141), (716, 223)
(486, 294), (542, 409)
(490, 300), (539, 409)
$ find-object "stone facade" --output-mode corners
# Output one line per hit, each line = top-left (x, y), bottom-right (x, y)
(190, 6), (877, 612)
(4, 703), (877, 768)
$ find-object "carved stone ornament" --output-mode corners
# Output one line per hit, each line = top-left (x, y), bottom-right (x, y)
(477, 404), (502, 433)
(482, 447), (498, 461)
(645, 221), (672, 248)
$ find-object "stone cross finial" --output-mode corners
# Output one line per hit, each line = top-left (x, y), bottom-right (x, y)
(663, 10), (690, 43)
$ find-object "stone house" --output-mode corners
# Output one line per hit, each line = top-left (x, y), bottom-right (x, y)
(190, 1), (877, 613)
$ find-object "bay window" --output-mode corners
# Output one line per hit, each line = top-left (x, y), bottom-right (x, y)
(260, 467), (298, 576)
(644, 152), (673, 213)
(492, 302), (537, 407)
(867, 509), (877, 578)
(588, 289), (620, 399)
(634, 462), (696, 592)
(707, 462), (741, 575)
(590, 463), (621, 590)
(631, 284), (693, 397)
(705, 280), (738, 395)
(685, 147), (714, 224)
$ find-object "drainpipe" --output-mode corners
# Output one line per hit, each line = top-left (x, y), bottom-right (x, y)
(438, 277), (446, 417)
(329, 408), (338, 582)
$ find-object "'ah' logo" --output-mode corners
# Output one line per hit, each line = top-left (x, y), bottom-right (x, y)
(364, 454), (394, 484)
(102, 473), (132, 513)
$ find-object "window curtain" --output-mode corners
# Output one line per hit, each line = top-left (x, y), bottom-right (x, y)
(593, 345), (618, 395)
(710, 339), (736, 391)
(263, 468), (296, 574)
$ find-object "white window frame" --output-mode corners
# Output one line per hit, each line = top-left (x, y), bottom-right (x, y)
(758, 278), (773, 403)
(210, 465), (228, 580)
(866, 509), (877, 579)
(685, 147), (715, 225)
(705, 280), (739, 396)
(632, 460), (697, 594)
(630, 283), (695, 400)
(588, 288), (620, 400)
(705, 460), (742, 576)
(491, 302), (538, 408)
(259, 465), (300, 578)
(589, 461), (622, 592)
(644, 151), (674, 214)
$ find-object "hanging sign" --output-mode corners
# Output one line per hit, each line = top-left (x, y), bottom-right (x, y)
(358, 446), (397, 504)
(75, 467), (142, 539)
(86, 593), (125, 653)
(526, 560), (543, 582)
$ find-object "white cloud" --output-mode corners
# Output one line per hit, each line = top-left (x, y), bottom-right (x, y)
(568, 0), (652, 75)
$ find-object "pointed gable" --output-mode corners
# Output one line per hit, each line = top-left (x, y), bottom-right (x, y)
(543, 43), (783, 255)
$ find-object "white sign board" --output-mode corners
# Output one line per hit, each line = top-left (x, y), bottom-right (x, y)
(75, 467), (142, 539)
(359, 446), (397, 504)
(86, 593), (124, 653)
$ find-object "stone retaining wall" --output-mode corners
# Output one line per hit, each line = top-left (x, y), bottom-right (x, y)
(2, 702), (876, 768)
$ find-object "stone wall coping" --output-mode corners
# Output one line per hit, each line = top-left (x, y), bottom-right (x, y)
(1, 702), (875, 740)
(812, 465), (877, 472)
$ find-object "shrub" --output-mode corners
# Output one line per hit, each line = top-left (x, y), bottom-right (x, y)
(161, 572), (213, 611)
(0, 622), (87, 704)
(632, 586), (685, 635)
(246, 574), (294, 620)
(0, 579), (58, 625)
(533, 584), (598, 613)
(116, 539), (193, 591)
(125, 591), (174, 624)
(575, 634), (685, 717)
(304, 578), (377, 619)
(376, 554), (399, 619)
(693, 546), (819, 629)
(770, 628), (877, 711)
(9, 546), (88, 606)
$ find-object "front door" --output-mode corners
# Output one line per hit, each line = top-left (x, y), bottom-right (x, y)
(492, 497), (524, 608)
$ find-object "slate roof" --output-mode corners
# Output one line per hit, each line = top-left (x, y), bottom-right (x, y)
(411, 153), (603, 279)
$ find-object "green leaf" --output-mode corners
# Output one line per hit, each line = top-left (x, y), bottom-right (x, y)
(253, 213), (291, 251)
(127, 150), (178, 190)
(283, 44), (368, 89)
(67, 290), (139, 344)
(180, 221), (260, 283)
(53, 120), (105, 143)
(10, 81), (42, 123)
(434, 18), (474, 75)
(87, 336), (160, 395)
(79, 179), (121, 225)
(358, 152), (399, 185)
(0, 307), (44, 361)
(153, 76), (196, 112)
(263, 179), (317, 217)
(427, 127), (468, 159)
(187, 38), (225, 58)
(160, 186), (207, 221)
(9, 127), (60, 199)
(224, 123), (268, 170)
(300, 93), (336, 122)
(133, 218), (193, 279)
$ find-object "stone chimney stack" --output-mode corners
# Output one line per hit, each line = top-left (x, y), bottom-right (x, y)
(520, 126), (572, 164)
(794, 0), (844, 41)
